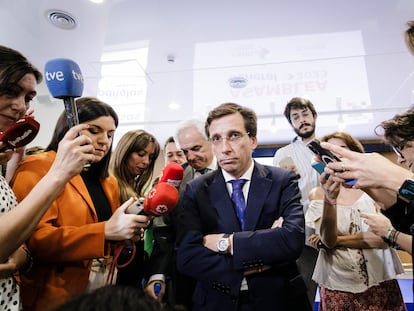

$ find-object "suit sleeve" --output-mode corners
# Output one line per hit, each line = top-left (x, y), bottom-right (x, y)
(176, 169), (305, 295)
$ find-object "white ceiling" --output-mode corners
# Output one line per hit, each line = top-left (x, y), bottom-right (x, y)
(2, 0), (414, 148)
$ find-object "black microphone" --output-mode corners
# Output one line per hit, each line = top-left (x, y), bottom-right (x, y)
(44, 58), (84, 128)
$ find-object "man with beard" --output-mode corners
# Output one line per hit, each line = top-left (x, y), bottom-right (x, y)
(273, 97), (320, 307)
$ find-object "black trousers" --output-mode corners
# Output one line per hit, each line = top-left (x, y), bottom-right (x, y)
(296, 245), (319, 307)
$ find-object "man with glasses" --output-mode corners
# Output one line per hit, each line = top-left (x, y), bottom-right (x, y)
(176, 102), (311, 310)
(321, 107), (414, 255)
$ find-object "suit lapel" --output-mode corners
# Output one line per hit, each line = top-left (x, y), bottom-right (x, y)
(245, 164), (272, 231)
(68, 174), (98, 220)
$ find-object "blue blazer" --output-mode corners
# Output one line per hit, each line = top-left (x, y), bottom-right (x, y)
(176, 161), (310, 311)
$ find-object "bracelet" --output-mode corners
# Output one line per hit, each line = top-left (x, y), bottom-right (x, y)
(385, 226), (400, 248)
(324, 197), (337, 206)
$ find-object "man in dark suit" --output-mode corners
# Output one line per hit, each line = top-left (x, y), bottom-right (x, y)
(176, 103), (311, 311)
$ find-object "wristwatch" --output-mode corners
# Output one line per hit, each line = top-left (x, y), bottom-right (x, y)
(398, 178), (414, 203)
(217, 233), (230, 254)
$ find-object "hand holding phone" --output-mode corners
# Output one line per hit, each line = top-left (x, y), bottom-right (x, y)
(308, 140), (356, 186)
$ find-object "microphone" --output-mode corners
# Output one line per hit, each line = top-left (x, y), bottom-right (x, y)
(126, 182), (179, 217)
(159, 162), (184, 188)
(44, 58), (84, 128)
(0, 116), (40, 152)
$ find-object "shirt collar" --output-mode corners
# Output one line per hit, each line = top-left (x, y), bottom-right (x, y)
(222, 160), (254, 183)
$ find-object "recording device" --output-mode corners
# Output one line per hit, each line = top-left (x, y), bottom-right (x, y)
(0, 116), (40, 152)
(159, 162), (184, 188)
(44, 58), (84, 128)
(126, 182), (179, 216)
(307, 139), (356, 186)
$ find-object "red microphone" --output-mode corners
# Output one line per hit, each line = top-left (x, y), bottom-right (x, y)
(143, 182), (178, 216)
(159, 162), (184, 188)
(0, 116), (40, 152)
(126, 182), (179, 217)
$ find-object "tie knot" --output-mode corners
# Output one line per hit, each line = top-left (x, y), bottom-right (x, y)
(229, 179), (247, 190)
(196, 168), (210, 175)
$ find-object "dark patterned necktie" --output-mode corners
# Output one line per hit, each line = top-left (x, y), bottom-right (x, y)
(229, 179), (247, 230)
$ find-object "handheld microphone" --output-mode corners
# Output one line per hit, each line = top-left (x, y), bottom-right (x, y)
(126, 182), (179, 217)
(44, 58), (84, 128)
(0, 116), (40, 152)
(159, 162), (184, 188)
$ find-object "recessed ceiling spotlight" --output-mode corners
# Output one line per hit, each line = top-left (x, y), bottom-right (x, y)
(228, 77), (247, 88)
(89, 0), (105, 3)
(45, 9), (77, 30)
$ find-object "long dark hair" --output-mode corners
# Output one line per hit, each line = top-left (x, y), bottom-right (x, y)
(0, 45), (42, 96)
(47, 97), (119, 179)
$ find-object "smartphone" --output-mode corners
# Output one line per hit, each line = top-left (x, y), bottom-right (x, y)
(308, 140), (356, 186)
(311, 161), (326, 175)
(307, 140), (340, 165)
(126, 198), (144, 215)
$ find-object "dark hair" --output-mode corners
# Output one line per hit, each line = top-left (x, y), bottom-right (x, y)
(0, 45), (42, 96)
(284, 97), (317, 124)
(47, 97), (119, 179)
(377, 107), (414, 149)
(405, 20), (414, 55)
(205, 102), (257, 138)
(110, 130), (160, 201)
(321, 131), (364, 153)
(164, 136), (176, 149)
(53, 285), (166, 311)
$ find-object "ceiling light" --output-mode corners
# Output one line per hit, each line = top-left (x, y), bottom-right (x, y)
(45, 10), (77, 30)
(228, 77), (247, 88)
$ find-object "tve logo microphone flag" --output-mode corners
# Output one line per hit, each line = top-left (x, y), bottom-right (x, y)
(44, 58), (84, 128)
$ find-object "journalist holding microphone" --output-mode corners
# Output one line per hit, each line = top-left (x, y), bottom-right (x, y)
(0, 46), (98, 311)
(11, 95), (151, 311)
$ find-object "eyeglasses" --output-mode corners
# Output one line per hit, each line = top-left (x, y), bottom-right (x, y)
(209, 132), (250, 146)
(392, 145), (405, 159)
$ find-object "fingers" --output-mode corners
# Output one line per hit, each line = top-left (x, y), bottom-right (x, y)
(0, 149), (13, 165)
(321, 142), (354, 160)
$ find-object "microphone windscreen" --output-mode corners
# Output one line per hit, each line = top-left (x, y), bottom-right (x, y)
(144, 182), (179, 217)
(44, 58), (84, 98)
(159, 162), (184, 188)
(0, 117), (40, 150)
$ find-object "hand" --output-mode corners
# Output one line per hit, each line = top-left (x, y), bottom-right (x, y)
(271, 216), (283, 228)
(105, 198), (150, 241)
(203, 233), (222, 252)
(0, 147), (14, 165)
(320, 142), (411, 190)
(360, 212), (392, 238)
(307, 234), (327, 250)
(0, 246), (27, 279)
(320, 172), (340, 203)
(144, 280), (165, 300)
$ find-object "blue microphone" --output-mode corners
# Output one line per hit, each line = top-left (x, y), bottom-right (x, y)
(44, 58), (84, 128)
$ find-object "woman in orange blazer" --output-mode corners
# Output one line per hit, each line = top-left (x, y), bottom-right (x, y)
(11, 97), (151, 311)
